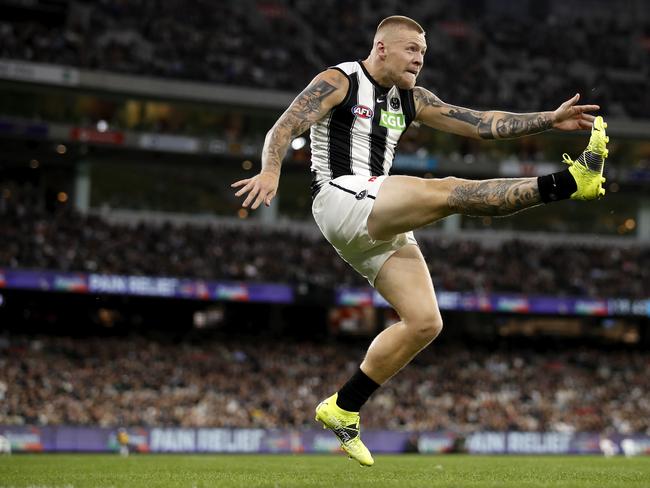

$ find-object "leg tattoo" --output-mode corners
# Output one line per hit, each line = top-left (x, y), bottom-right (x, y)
(447, 178), (542, 217)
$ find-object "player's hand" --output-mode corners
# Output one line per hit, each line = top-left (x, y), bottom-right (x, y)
(552, 93), (600, 131)
(231, 171), (279, 209)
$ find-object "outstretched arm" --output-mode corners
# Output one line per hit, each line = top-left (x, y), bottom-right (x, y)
(413, 88), (599, 140)
(232, 69), (348, 209)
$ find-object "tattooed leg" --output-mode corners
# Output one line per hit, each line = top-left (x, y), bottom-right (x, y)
(446, 177), (542, 216)
(368, 175), (542, 241)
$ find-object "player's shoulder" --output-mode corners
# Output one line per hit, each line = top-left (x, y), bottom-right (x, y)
(309, 67), (350, 98)
(320, 60), (362, 86)
(330, 61), (359, 75)
(318, 65), (351, 87)
(299, 62), (355, 109)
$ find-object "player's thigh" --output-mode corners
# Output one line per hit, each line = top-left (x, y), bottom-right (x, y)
(368, 175), (458, 241)
(374, 244), (442, 329)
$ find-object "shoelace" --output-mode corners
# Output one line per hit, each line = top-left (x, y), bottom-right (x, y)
(562, 153), (607, 189)
(563, 151), (607, 173)
(562, 153), (575, 167)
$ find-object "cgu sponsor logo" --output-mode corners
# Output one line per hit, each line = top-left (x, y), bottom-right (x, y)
(380, 110), (406, 131)
(351, 105), (374, 119)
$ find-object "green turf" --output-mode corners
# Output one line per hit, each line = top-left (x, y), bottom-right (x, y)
(0, 454), (649, 488)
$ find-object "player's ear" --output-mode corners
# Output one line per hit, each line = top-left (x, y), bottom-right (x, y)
(375, 40), (387, 60)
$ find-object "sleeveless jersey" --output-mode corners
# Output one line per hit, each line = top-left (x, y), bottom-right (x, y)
(309, 61), (417, 196)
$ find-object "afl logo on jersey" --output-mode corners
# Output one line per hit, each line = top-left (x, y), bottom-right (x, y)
(351, 105), (374, 119)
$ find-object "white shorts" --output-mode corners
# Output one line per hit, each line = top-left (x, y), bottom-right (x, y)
(312, 175), (417, 286)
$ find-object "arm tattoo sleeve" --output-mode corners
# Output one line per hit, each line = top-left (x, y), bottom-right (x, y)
(447, 178), (542, 216)
(413, 86), (553, 140)
(288, 80), (338, 134)
(262, 79), (337, 174)
(443, 106), (553, 140)
(413, 87), (444, 108)
(444, 108), (494, 139)
(495, 113), (554, 139)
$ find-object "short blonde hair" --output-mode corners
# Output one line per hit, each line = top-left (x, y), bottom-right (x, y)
(375, 15), (425, 38)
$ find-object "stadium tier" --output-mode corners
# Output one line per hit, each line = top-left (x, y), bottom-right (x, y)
(2, 336), (649, 433)
(1, 197), (649, 298)
(1, 0), (648, 118)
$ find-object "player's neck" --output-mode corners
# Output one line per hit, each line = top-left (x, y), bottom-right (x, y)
(361, 57), (393, 89)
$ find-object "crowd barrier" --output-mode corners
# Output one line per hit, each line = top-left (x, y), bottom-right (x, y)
(2, 268), (649, 317)
(2, 426), (648, 455)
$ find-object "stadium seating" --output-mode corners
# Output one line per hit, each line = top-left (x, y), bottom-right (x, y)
(0, 0), (648, 117)
(1, 191), (648, 298)
(1, 335), (647, 433)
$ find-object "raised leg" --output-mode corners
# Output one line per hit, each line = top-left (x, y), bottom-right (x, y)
(367, 175), (541, 240)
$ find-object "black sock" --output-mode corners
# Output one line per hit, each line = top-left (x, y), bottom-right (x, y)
(537, 169), (577, 203)
(336, 368), (380, 412)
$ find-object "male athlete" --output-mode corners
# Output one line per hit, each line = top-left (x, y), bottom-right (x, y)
(232, 16), (608, 466)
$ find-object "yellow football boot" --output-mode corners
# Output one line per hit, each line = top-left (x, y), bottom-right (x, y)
(315, 393), (374, 467)
(563, 115), (609, 200)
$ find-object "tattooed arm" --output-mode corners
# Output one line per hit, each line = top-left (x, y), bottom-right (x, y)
(413, 87), (599, 140)
(261, 70), (347, 175)
(232, 69), (348, 209)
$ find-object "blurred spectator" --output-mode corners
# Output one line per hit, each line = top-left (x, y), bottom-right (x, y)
(1, 335), (648, 434)
(0, 188), (648, 298)
(0, 0), (648, 118)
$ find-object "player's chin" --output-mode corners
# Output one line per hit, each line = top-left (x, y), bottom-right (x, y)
(398, 73), (418, 90)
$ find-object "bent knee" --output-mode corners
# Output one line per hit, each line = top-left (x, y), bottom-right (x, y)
(424, 176), (472, 218)
(405, 313), (443, 344)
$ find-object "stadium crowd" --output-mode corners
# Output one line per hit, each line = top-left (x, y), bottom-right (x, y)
(0, 190), (650, 298)
(1, 335), (648, 434)
(1, 192), (648, 298)
(0, 0), (648, 118)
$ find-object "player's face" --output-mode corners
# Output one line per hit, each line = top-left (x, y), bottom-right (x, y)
(385, 31), (426, 90)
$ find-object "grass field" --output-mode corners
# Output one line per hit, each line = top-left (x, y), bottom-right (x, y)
(1, 454), (649, 488)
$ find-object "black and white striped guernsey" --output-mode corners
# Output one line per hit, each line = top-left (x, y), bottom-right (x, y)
(310, 61), (416, 197)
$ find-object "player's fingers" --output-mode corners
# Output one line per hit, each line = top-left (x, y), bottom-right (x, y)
(574, 104), (600, 113)
(578, 119), (592, 130)
(561, 93), (580, 108)
(581, 113), (596, 122)
(557, 94), (579, 117)
(231, 179), (250, 188)
(251, 191), (267, 210)
(234, 181), (255, 197)
(264, 190), (277, 207)
(242, 186), (260, 207)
